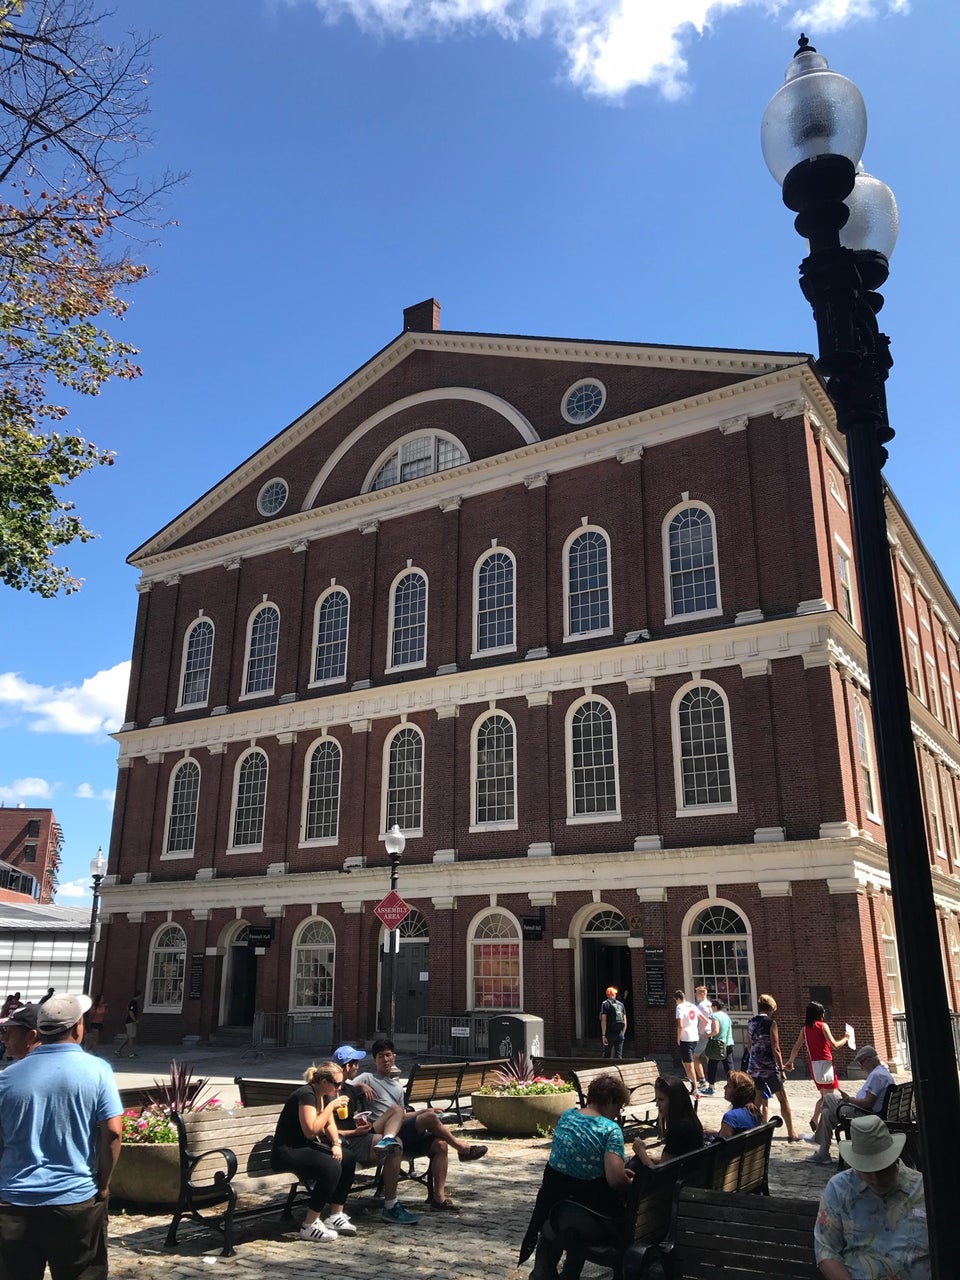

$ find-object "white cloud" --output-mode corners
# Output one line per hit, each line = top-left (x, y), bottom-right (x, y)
(56, 878), (92, 899)
(0, 661), (130, 737)
(0, 776), (54, 805)
(301, 0), (908, 98)
(75, 782), (116, 808)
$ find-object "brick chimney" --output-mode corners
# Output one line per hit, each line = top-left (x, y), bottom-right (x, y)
(403, 298), (441, 332)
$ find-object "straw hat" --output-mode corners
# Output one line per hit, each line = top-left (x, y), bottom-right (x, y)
(838, 1115), (906, 1173)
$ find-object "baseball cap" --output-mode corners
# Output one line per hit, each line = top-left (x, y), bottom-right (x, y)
(2, 1002), (39, 1031)
(852, 1045), (879, 1064)
(37, 993), (91, 1036)
(332, 1044), (366, 1067)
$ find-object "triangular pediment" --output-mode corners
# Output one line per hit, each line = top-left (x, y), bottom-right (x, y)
(129, 327), (813, 570)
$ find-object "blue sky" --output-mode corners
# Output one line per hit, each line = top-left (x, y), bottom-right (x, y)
(1, 0), (956, 902)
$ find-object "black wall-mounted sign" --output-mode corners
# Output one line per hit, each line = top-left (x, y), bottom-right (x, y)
(247, 923), (275, 948)
(522, 910), (545, 941)
(188, 952), (204, 1000)
(644, 946), (667, 1007)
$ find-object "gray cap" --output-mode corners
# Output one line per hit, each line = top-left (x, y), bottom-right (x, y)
(2, 1003), (39, 1031)
(852, 1044), (879, 1064)
(37, 993), (91, 1035)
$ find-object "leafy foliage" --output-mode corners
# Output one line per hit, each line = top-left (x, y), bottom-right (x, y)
(146, 1059), (215, 1115)
(120, 1106), (177, 1145)
(0, 0), (179, 595)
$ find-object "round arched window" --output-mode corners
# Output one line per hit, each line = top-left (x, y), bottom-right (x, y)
(562, 379), (606, 425)
(686, 905), (753, 1014)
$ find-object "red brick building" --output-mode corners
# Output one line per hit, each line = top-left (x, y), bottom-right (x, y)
(94, 301), (960, 1059)
(0, 807), (61, 904)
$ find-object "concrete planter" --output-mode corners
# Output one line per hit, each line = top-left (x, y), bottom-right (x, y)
(471, 1091), (576, 1136)
(111, 1143), (181, 1207)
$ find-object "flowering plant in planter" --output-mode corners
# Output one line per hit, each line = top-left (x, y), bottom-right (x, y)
(120, 1107), (178, 1145)
(474, 1053), (575, 1097)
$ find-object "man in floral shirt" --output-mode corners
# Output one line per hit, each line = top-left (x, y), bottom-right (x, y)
(814, 1115), (929, 1279)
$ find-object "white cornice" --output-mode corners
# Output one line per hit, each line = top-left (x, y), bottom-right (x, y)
(98, 834), (924, 918)
(132, 363), (831, 580)
(115, 614), (842, 760)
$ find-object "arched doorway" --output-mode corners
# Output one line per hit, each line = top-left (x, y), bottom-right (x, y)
(223, 924), (257, 1027)
(378, 909), (429, 1034)
(580, 909), (631, 1045)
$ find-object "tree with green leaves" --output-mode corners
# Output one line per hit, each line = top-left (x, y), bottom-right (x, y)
(0, 0), (177, 595)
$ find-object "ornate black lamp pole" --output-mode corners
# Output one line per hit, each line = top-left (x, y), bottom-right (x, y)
(762, 37), (960, 1276)
(383, 824), (405, 1040)
(83, 846), (108, 994)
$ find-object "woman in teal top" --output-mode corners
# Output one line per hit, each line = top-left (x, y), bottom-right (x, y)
(521, 1074), (633, 1279)
(704, 999), (735, 1086)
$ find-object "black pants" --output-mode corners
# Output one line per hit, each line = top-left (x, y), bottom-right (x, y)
(272, 1143), (356, 1212)
(706, 1048), (734, 1083)
(0, 1196), (108, 1280)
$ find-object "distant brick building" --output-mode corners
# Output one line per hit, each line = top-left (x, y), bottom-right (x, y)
(0, 808), (61, 904)
(95, 301), (960, 1060)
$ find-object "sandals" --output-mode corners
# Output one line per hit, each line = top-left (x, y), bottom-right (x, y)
(458, 1144), (488, 1162)
(427, 1197), (461, 1212)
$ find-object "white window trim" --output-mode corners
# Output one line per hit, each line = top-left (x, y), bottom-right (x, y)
(924, 761), (946, 856)
(671, 679), (738, 816)
(662, 500), (722, 625)
(466, 906), (523, 1012)
(257, 476), (289, 517)
(308, 586), (350, 688)
(144, 922), (187, 1014)
(834, 534), (856, 628)
(854, 696), (881, 823)
(160, 757), (200, 861)
(386, 567), (429, 674)
(362, 428), (470, 494)
(175, 616), (214, 712)
(288, 915), (336, 1012)
(469, 709), (519, 830)
(239, 602), (280, 700)
(299, 735), (342, 846)
(380, 723), (425, 839)
(564, 694), (622, 822)
(562, 524), (613, 642)
(828, 469), (847, 510)
(226, 746), (268, 853)
(560, 377), (607, 426)
(471, 547), (518, 659)
(680, 898), (756, 1017)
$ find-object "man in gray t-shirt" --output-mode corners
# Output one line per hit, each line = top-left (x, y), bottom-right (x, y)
(352, 1039), (488, 1211)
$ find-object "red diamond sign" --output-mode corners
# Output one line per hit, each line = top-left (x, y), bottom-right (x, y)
(374, 891), (411, 931)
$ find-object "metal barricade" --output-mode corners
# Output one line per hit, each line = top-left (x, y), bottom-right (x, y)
(415, 1014), (489, 1057)
(286, 1012), (336, 1051)
(252, 1011), (287, 1048)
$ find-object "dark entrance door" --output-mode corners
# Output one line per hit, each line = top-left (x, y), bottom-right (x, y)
(582, 940), (633, 1048)
(394, 940), (429, 1034)
(227, 943), (257, 1026)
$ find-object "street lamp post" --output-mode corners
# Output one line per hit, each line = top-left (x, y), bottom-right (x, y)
(382, 824), (406, 1040)
(762, 37), (960, 1277)
(83, 846), (108, 995)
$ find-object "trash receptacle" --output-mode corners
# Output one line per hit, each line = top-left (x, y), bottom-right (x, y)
(487, 1013), (544, 1061)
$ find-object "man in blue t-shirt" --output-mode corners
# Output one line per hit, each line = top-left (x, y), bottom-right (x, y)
(0, 993), (123, 1280)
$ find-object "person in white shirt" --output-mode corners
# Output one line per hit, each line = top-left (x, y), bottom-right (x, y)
(674, 989), (706, 1093)
(693, 985), (715, 1093)
(807, 1045), (896, 1164)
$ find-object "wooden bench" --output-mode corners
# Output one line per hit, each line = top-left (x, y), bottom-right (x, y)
(549, 1120), (781, 1279)
(570, 1061), (683, 1137)
(643, 1186), (820, 1280)
(119, 1081), (203, 1113)
(233, 1076), (297, 1108)
(165, 1103), (302, 1257)
(403, 1061), (467, 1119)
(835, 1081), (919, 1169)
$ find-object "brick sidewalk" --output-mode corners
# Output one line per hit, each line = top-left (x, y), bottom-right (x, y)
(106, 1076), (840, 1280)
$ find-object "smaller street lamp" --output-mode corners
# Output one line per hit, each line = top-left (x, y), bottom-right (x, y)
(83, 846), (108, 995)
(382, 824), (406, 1040)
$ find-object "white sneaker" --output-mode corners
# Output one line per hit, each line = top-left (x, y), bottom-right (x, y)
(323, 1212), (356, 1236)
(300, 1220), (338, 1242)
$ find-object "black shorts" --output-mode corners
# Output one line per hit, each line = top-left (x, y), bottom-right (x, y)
(752, 1072), (784, 1095)
(678, 1042), (696, 1063)
(398, 1114), (436, 1157)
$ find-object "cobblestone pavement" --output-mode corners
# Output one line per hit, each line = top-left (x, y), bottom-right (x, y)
(102, 1046), (850, 1280)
